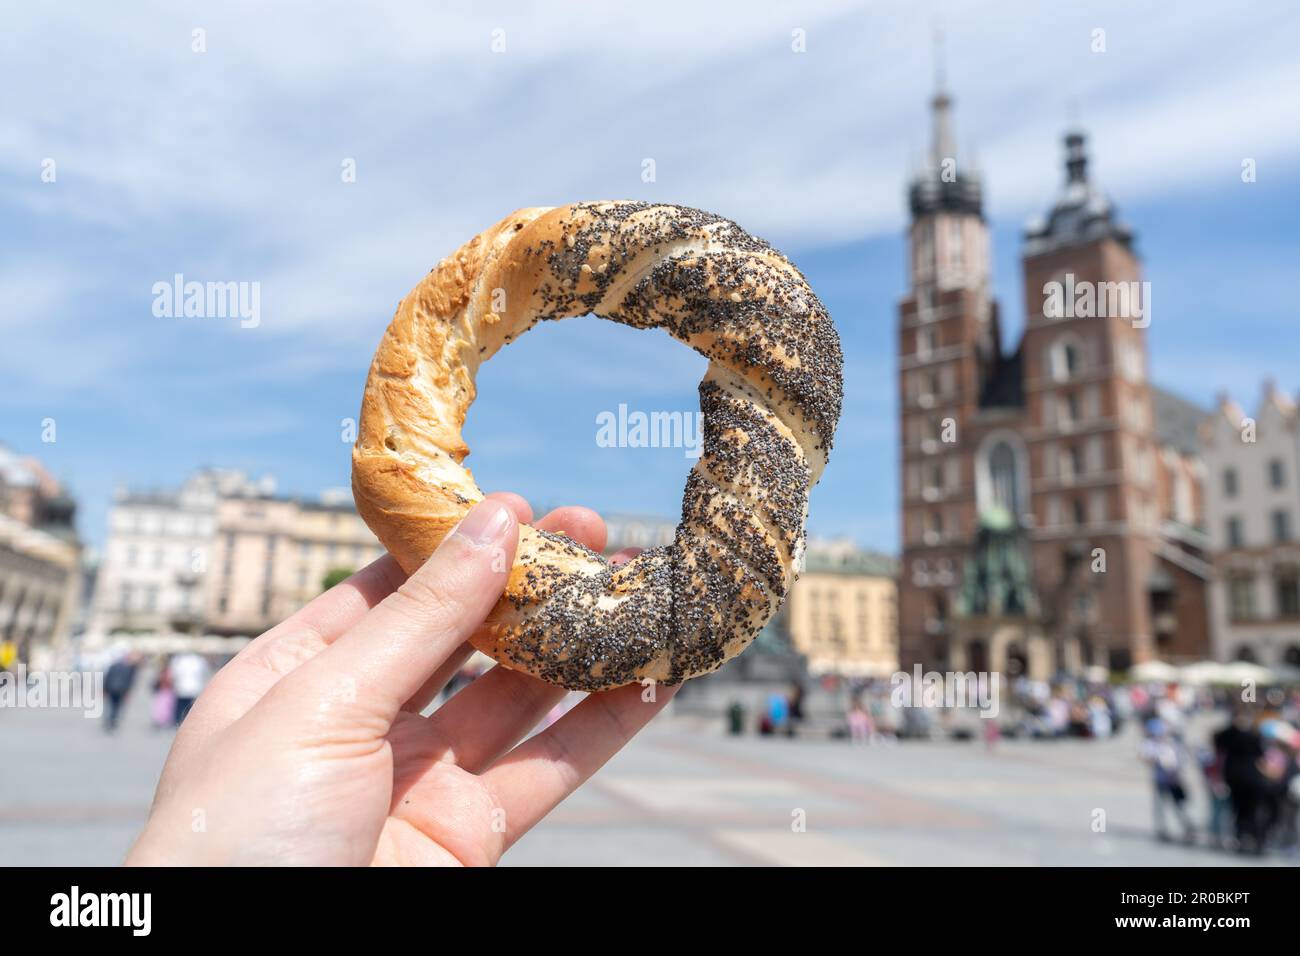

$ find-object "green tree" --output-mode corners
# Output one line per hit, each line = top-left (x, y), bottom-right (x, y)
(321, 567), (355, 593)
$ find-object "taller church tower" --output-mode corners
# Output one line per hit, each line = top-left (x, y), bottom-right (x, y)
(896, 76), (1003, 671)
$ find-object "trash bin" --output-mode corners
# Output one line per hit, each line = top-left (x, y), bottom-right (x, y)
(727, 701), (746, 736)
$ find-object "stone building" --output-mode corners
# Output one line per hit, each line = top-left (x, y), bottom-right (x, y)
(782, 540), (898, 677)
(1202, 384), (1300, 666)
(0, 444), (82, 664)
(204, 489), (383, 635)
(896, 80), (1210, 679)
(88, 469), (267, 635)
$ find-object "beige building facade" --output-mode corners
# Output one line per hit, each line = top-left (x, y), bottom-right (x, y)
(88, 469), (267, 635)
(205, 492), (383, 636)
(1203, 385), (1300, 666)
(0, 444), (83, 664)
(783, 540), (899, 677)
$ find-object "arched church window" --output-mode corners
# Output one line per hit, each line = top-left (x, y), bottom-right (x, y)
(988, 441), (1020, 514)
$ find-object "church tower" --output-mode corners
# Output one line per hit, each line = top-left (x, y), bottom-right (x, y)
(896, 74), (1001, 671)
(1019, 130), (1160, 669)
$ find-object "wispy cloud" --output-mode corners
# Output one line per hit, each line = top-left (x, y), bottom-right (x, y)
(1, 0), (1296, 549)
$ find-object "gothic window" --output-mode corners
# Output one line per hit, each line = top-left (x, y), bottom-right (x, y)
(1050, 336), (1083, 382)
(977, 436), (1025, 518)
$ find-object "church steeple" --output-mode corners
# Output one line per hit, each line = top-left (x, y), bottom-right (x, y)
(908, 51), (983, 221)
(1024, 128), (1134, 255)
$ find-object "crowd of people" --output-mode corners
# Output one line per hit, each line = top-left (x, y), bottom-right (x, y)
(1137, 686), (1300, 857)
(734, 674), (1300, 858)
(100, 651), (214, 732)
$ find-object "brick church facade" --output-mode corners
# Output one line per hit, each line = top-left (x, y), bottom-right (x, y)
(896, 81), (1211, 679)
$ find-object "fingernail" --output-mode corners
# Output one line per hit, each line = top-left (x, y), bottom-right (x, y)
(452, 499), (513, 548)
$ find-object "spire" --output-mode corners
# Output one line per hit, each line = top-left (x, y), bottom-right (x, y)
(1024, 126), (1134, 255)
(907, 30), (982, 220)
(1064, 129), (1088, 185)
(930, 25), (955, 166)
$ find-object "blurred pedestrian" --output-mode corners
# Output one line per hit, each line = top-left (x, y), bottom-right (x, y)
(1139, 718), (1195, 843)
(787, 683), (805, 738)
(1198, 740), (1233, 850)
(169, 652), (211, 726)
(847, 698), (873, 744)
(1087, 695), (1112, 738)
(763, 692), (789, 737)
(981, 714), (1001, 750)
(1215, 706), (1266, 854)
(150, 659), (177, 731)
(102, 652), (140, 732)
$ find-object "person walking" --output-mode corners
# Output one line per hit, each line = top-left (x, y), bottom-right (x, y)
(1139, 718), (1195, 843)
(149, 659), (177, 730)
(168, 652), (212, 726)
(102, 652), (140, 732)
(1215, 707), (1266, 854)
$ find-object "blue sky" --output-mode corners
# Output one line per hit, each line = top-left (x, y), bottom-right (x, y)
(2, 1), (1297, 554)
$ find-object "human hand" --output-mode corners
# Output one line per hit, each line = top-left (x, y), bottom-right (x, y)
(126, 493), (673, 866)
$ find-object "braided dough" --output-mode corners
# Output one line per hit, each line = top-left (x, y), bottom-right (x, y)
(352, 201), (842, 691)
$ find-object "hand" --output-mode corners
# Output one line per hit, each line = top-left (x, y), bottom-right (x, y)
(126, 493), (672, 866)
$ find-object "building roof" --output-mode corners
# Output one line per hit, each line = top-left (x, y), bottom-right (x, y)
(978, 344), (1025, 409)
(1152, 386), (1207, 457)
(0, 444), (40, 488)
(803, 546), (898, 578)
(907, 87), (984, 219)
(1024, 130), (1134, 256)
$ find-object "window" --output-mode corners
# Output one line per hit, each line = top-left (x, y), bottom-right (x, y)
(1072, 498), (1087, 527)
(119, 584), (132, 611)
(1226, 517), (1244, 548)
(918, 286), (935, 320)
(916, 222), (934, 280)
(949, 218), (963, 268)
(1229, 577), (1254, 620)
(1051, 339), (1082, 382)
(1269, 458), (1286, 489)
(1274, 510), (1293, 544)
(1059, 392), (1080, 426)
(1276, 573), (1300, 618)
(1065, 446), (1084, 480)
(983, 440), (1023, 515)
(928, 463), (944, 495)
(917, 327), (936, 360)
(1223, 468), (1238, 497)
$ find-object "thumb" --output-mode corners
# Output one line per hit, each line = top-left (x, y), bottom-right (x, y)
(282, 498), (517, 722)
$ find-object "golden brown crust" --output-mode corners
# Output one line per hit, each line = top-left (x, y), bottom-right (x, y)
(352, 202), (842, 690)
